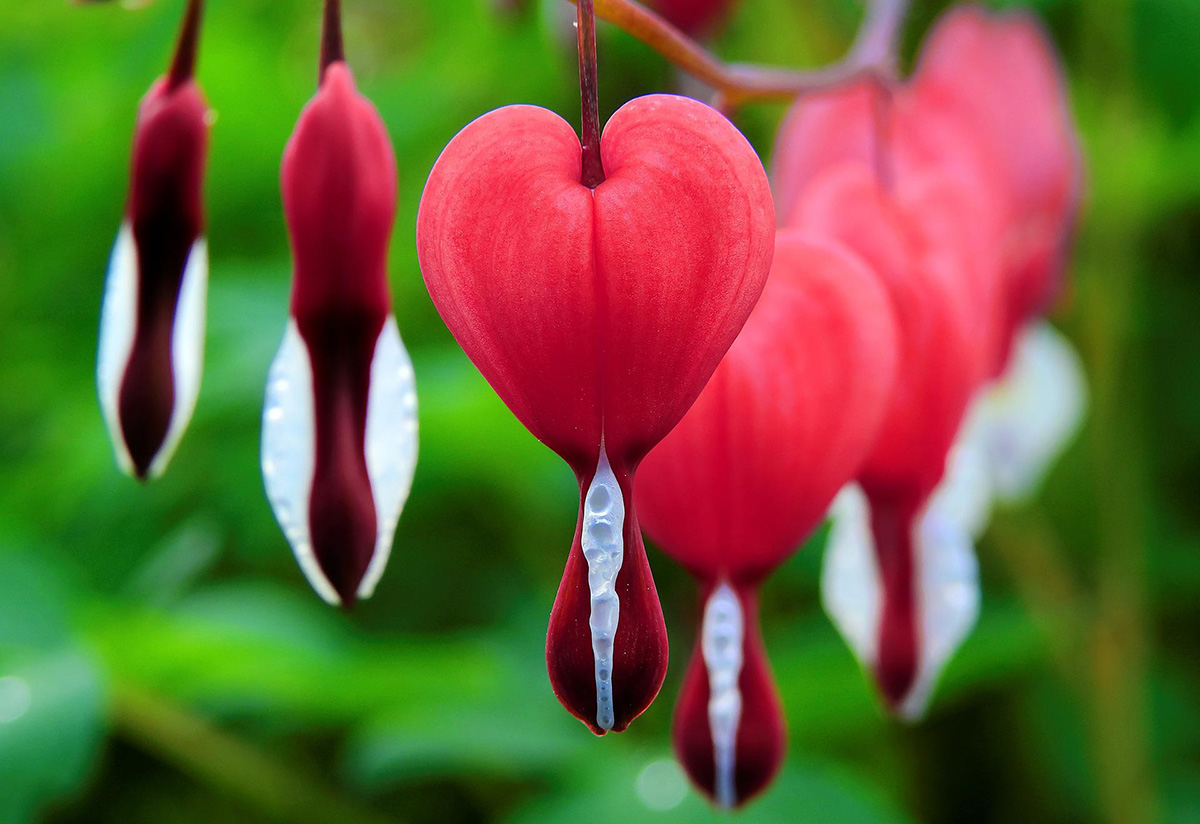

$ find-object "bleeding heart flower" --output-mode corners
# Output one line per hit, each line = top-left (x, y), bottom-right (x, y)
(912, 6), (1083, 365)
(648, 0), (739, 37)
(261, 20), (417, 609)
(97, 0), (209, 480)
(788, 165), (991, 717)
(417, 94), (774, 733)
(637, 231), (897, 805)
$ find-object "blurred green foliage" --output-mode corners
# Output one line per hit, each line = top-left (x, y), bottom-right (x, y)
(0, 0), (1198, 822)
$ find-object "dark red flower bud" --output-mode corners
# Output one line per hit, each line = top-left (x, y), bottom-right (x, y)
(637, 233), (898, 804)
(417, 95), (774, 733)
(648, 0), (739, 37)
(97, 0), (209, 480)
(262, 58), (417, 609)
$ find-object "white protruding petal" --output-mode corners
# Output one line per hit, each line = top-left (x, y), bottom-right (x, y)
(931, 415), (995, 540)
(821, 484), (881, 669)
(899, 490), (981, 721)
(702, 583), (744, 809)
(261, 321), (339, 606)
(357, 315), (419, 600)
(822, 479), (981, 721)
(582, 447), (625, 731)
(976, 322), (1087, 502)
(146, 237), (208, 480)
(96, 222), (138, 476)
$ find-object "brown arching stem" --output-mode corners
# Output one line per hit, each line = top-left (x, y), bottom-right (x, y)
(320, 0), (345, 82)
(165, 0), (203, 91)
(571, 0), (909, 110)
(577, 0), (606, 188)
(868, 77), (896, 191)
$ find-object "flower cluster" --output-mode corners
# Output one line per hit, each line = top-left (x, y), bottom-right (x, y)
(92, 0), (1084, 809)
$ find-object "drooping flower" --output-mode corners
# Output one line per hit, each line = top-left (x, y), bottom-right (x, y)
(788, 164), (995, 718)
(636, 231), (897, 805)
(97, 0), (209, 480)
(417, 95), (774, 733)
(261, 6), (417, 609)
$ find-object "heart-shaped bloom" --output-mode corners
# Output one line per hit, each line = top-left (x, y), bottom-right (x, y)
(261, 58), (417, 608)
(417, 95), (774, 733)
(637, 231), (897, 805)
(97, 0), (209, 480)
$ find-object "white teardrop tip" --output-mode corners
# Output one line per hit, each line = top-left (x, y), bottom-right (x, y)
(702, 582), (744, 809)
(582, 447), (625, 731)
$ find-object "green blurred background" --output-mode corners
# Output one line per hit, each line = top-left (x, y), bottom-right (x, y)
(0, 0), (1197, 821)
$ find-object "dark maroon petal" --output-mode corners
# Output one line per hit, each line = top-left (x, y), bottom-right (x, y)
(546, 463), (668, 735)
(299, 311), (385, 608)
(864, 491), (921, 710)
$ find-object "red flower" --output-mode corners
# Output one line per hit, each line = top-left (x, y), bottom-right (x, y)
(637, 232), (897, 804)
(417, 95), (774, 733)
(97, 0), (209, 480)
(261, 47), (417, 608)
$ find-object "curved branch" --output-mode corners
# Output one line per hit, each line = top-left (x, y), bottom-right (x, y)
(577, 0), (909, 107)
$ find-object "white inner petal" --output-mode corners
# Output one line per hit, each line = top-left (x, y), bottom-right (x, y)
(977, 321), (1087, 502)
(821, 484), (881, 667)
(261, 321), (339, 606)
(701, 582), (744, 809)
(96, 222), (138, 477)
(582, 447), (625, 731)
(358, 315), (419, 600)
(899, 488), (981, 721)
(147, 237), (208, 480)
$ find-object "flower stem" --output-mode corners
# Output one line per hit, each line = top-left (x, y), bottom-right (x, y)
(166, 0), (203, 91)
(573, 0), (909, 108)
(577, 0), (605, 188)
(320, 0), (345, 83)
